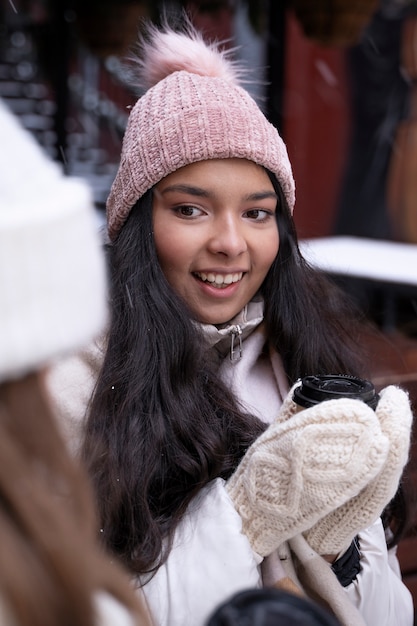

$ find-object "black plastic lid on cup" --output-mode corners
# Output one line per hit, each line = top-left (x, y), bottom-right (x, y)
(293, 375), (379, 410)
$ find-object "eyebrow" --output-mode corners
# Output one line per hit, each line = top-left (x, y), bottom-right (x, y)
(244, 191), (278, 202)
(158, 184), (211, 197)
(158, 184), (278, 202)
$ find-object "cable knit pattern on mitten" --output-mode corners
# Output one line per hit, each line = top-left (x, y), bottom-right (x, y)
(304, 385), (413, 555)
(226, 398), (389, 557)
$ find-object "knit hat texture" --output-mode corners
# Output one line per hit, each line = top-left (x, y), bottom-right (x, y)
(0, 99), (107, 381)
(226, 395), (389, 557)
(106, 21), (295, 240)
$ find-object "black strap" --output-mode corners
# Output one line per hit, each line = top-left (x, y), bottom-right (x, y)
(331, 537), (361, 587)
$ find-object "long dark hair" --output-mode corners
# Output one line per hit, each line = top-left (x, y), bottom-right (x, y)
(83, 174), (367, 578)
(262, 172), (366, 383)
(83, 189), (266, 577)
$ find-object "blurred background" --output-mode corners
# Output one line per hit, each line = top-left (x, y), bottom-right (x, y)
(2, 0), (417, 616)
(2, 0), (416, 240)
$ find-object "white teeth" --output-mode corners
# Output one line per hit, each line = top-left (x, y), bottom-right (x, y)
(195, 272), (243, 287)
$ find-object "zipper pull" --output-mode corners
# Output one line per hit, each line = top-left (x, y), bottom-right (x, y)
(230, 325), (243, 362)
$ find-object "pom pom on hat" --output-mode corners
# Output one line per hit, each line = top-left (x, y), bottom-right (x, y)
(0, 100), (107, 382)
(107, 19), (295, 240)
(134, 20), (244, 90)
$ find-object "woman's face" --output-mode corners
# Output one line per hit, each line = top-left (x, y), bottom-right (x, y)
(152, 158), (279, 325)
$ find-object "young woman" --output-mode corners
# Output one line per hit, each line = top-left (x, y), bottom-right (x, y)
(77, 20), (414, 626)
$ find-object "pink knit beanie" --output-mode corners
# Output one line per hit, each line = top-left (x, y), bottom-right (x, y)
(106, 21), (295, 241)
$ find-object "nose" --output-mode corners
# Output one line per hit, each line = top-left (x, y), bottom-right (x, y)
(207, 214), (248, 257)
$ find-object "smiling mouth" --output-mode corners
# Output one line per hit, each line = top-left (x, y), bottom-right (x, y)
(194, 271), (244, 289)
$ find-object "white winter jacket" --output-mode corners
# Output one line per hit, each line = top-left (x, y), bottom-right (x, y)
(46, 299), (414, 626)
(139, 299), (413, 626)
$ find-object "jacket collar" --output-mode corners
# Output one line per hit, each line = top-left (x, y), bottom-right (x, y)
(198, 297), (264, 361)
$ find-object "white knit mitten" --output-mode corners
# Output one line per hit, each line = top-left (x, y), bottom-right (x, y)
(304, 385), (413, 555)
(226, 397), (389, 556)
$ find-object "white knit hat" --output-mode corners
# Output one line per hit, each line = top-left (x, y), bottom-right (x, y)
(0, 100), (107, 381)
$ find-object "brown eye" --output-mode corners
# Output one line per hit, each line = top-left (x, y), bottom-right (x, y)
(244, 209), (273, 222)
(179, 206), (195, 216)
(175, 205), (204, 218)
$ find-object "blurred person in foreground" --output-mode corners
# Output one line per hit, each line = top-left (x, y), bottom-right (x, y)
(0, 99), (151, 626)
(206, 587), (342, 626)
